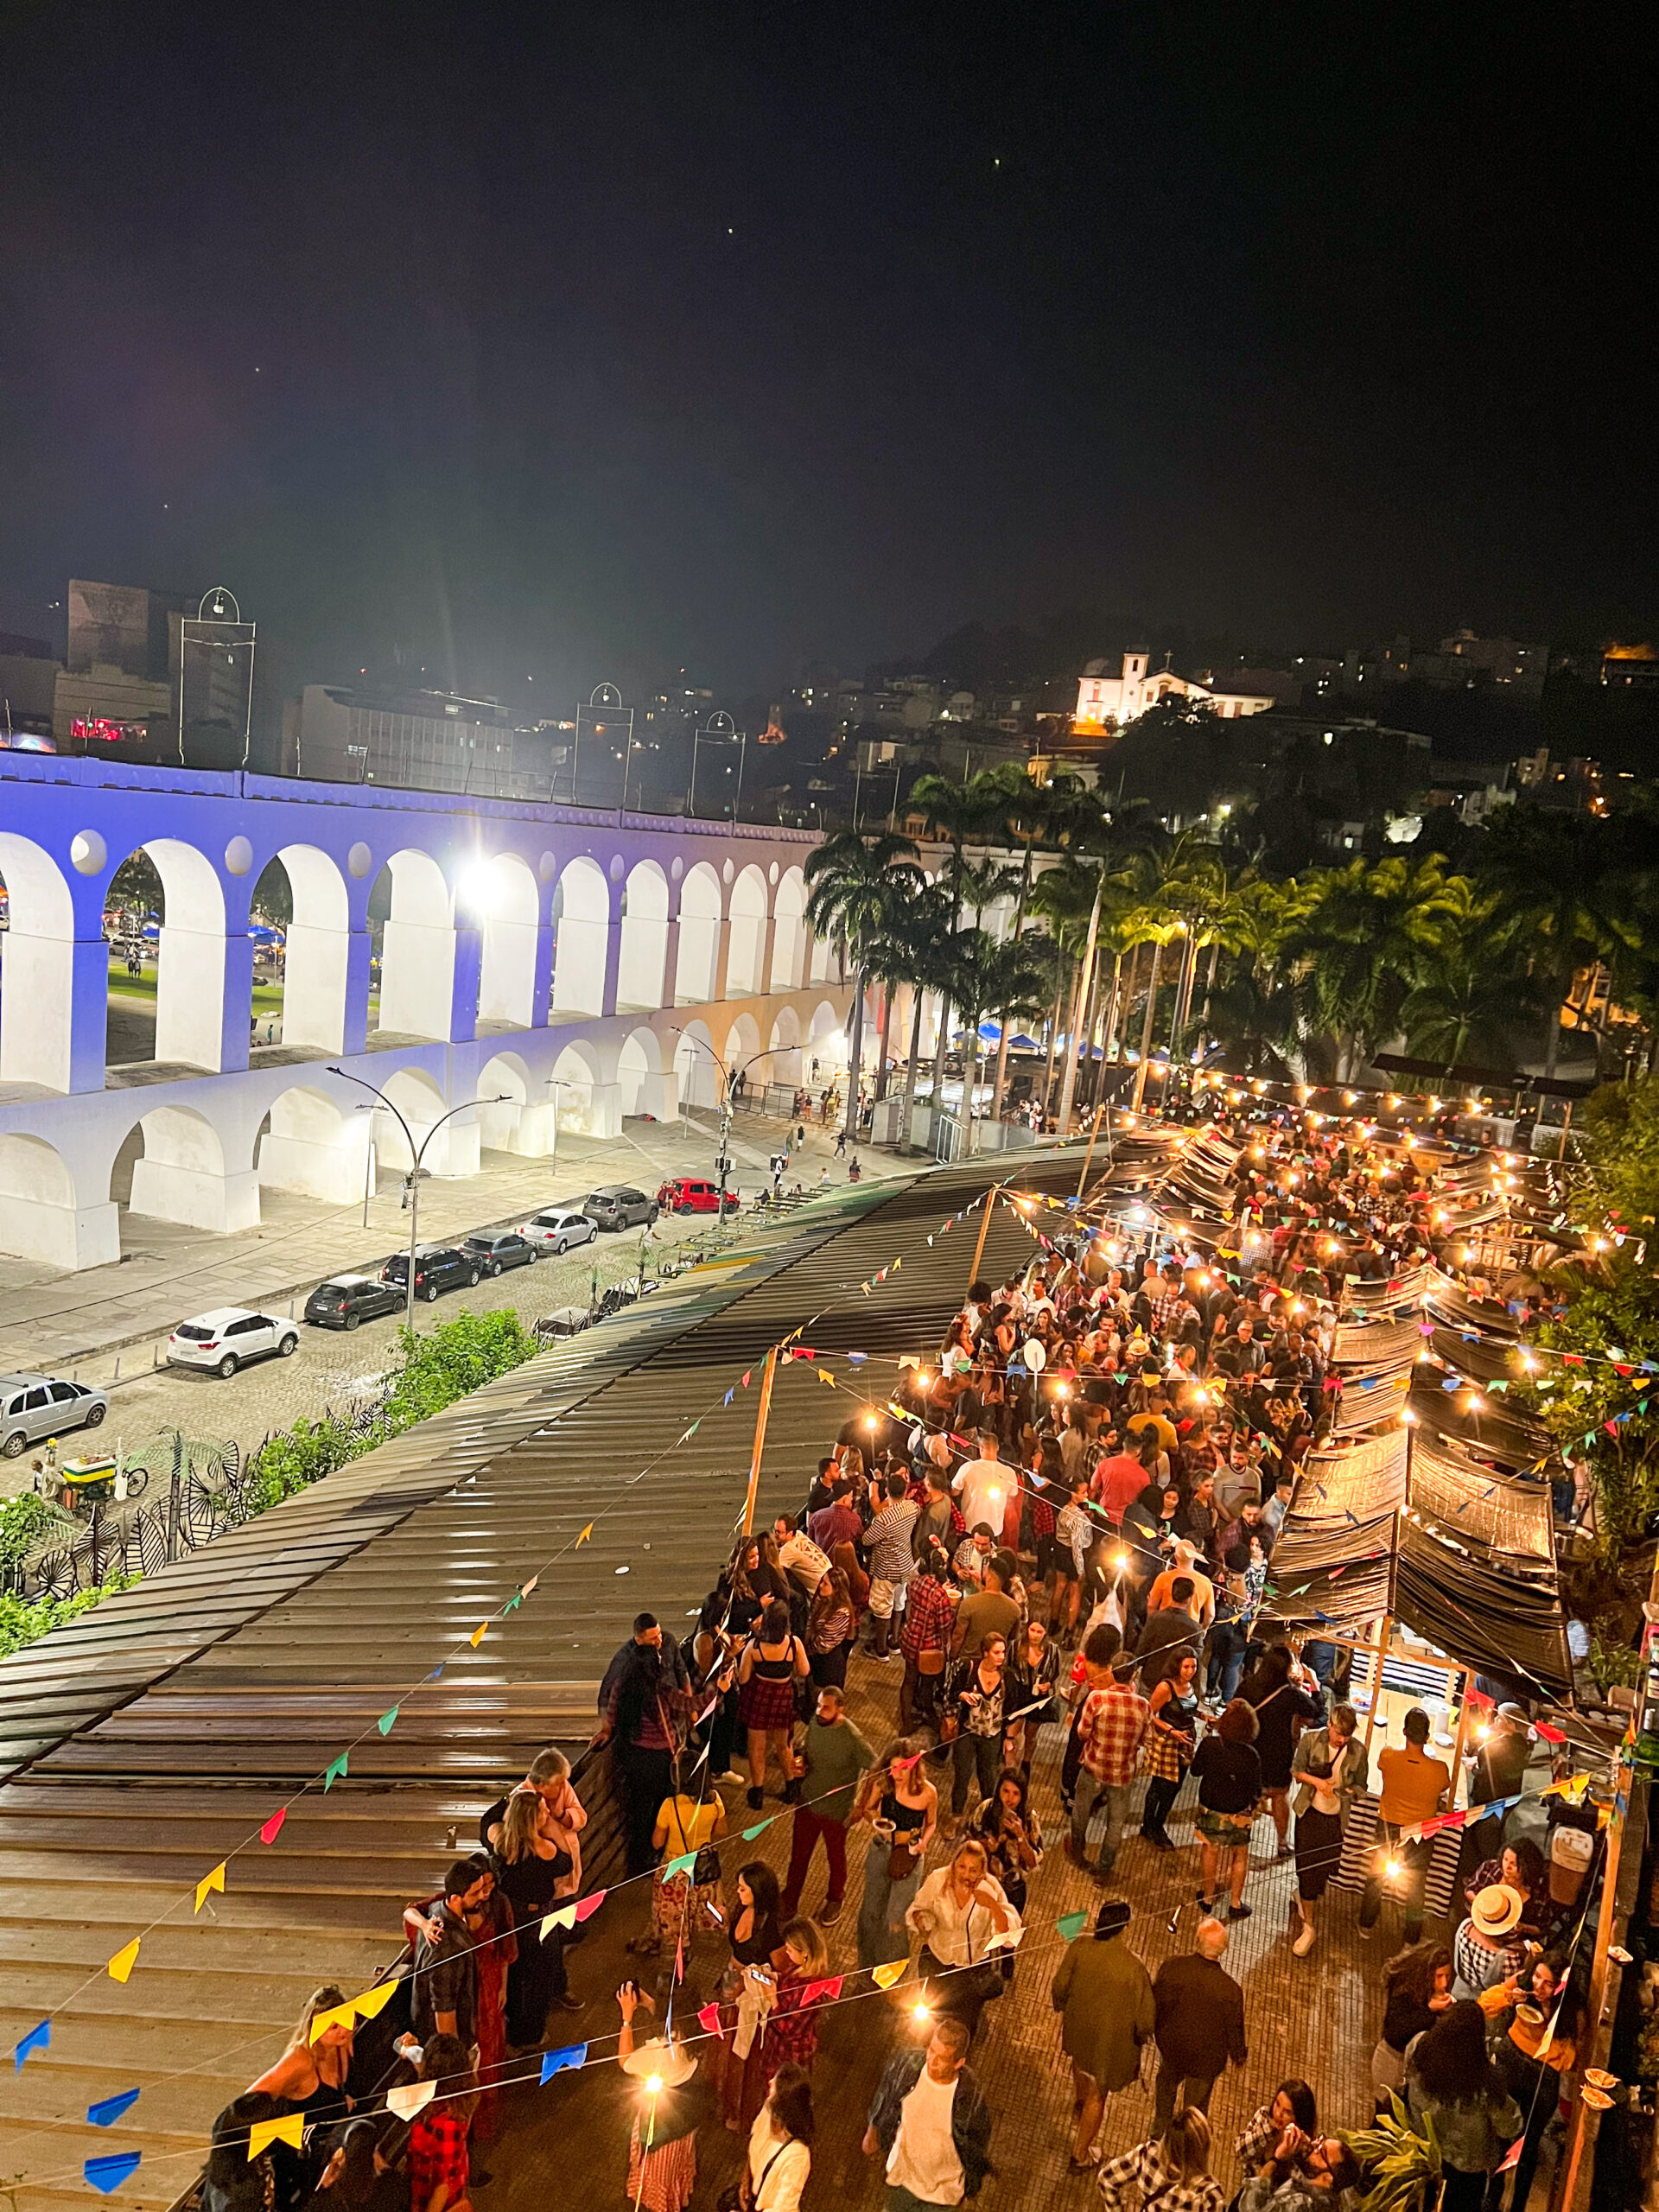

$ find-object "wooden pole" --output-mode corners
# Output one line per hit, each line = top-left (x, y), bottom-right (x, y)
(741, 1346), (779, 1537)
(1361, 1610), (1393, 1764)
(1446, 1669), (1473, 1808)
(1076, 1102), (1108, 1201)
(965, 1180), (1003, 1296)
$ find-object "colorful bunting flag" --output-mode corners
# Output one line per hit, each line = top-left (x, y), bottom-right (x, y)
(470, 1621), (490, 1648)
(872, 1960), (907, 1989)
(377, 1706), (400, 1737)
(308, 2000), (358, 2043)
(106, 1938), (140, 1985)
(194, 1862), (226, 1914)
(541, 1905), (578, 1936)
(575, 1890), (607, 1923)
(14, 2019), (49, 2069)
(539, 2044), (588, 2081)
(86, 2089), (141, 2128)
(800, 1974), (844, 2004)
(323, 1752), (349, 1790)
(387, 2080), (436, 2121)
(260, 1808), (287, 1846)
(248, 2114), (306, 2159)
(741, 1818), (773, 1841)
(697, 2001), (725, 2038)
(350, 1980), (399, 2021)
(661, 1851), (698, 1880)
(424, 1664), (445, 1683)
(1056, 1910), (1089, 1942)
(85, 2155), (143, 2195)
(521, 1576), (539, 1598)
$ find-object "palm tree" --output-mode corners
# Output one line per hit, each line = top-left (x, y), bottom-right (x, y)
(940, 926), (1050, 1153)
(804, 829), (924, 1135)
(909, 770), (1030, 1109)
(884, 875), (957, 1152)
(1472, 807), (1623, 1077)
(1281, 854), (1467, 1081)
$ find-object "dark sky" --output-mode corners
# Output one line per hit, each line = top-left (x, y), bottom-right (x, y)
(0, 3), (1651, 713)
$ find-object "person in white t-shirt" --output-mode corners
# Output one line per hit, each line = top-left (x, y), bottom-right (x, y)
(953, 1432), (1006, 1537)
(864, 2015), (994, 2207)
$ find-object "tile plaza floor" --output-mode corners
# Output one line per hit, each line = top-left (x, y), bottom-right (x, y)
(481, 1651), (1403, 2211)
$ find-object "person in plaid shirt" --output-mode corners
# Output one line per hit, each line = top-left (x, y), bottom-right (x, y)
(1235, 2081), (1318, 2176)
(1068, 1658), (1148, 1876)
(408, 2035), (477, 2212)
(899, 1548), (957, 1732)
(1098, 2109), (1226, 2212)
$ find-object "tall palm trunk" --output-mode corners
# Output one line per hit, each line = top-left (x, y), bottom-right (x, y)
(1100, 951), (1125, 1071)
(988, 850), (1033, 1123)
(1130, 936), (1166, 1111)
(844, 965), (866, 1136)
(1040, 973), (1065, 1123)
(1196, 937), (1222, 1055)
(898, 984), (928, 1155)
(1057, 868), (1106, 1133)
(874, 977), (896, 1102)
(960, 1020), (980, 1157)
(929, 842), (966, 1105)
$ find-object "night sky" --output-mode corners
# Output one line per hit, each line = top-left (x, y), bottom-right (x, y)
(0, 4), (1650, 711)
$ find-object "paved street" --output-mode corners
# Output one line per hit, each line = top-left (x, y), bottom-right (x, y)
(0, 1105), (925, 1490)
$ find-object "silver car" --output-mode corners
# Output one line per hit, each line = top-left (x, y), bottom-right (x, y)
(0, 1374), (111, 1459)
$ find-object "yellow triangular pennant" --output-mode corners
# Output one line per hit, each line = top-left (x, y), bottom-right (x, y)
(308, 1999), (359, 2044)
(349, 1980), (398, 2022)
(106, 1937), (141, 1984)
(194, 1862), (226, 1914)
(248, 2114), (306, 2160)
(470, 1620), (489, 1648)
(819, 1368), (836, 1386)
(576, 1524), (594, 1546)
(871, 1959), (906, 1989)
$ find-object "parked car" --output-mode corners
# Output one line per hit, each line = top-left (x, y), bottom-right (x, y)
(657, 1176), (738, 1215)
(168, 1308), (300, 1379)
(303, 1274), (404, 1331)
(521, 1208), (600, 1255)
(380, 1245), (482, 1301)
(462, 1231), (538, 1277)
(582, 1185), (659, 1231)
(0, 1374), (111, 1458)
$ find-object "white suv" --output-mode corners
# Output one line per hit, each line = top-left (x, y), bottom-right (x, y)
(168, 1307), (300, 1379)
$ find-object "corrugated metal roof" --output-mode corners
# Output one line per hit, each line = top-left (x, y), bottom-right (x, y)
(0, 1148), (1086, 2212)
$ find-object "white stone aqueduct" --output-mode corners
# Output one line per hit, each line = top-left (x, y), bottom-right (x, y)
(0, 756), (856, 1268)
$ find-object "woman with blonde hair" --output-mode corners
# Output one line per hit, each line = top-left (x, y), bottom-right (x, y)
(1097, 2106), (1225, 2212)
(491, 1788), (580, 2045)
(249, 1984), (355, 2119)
(760, 1917), (833, 2087)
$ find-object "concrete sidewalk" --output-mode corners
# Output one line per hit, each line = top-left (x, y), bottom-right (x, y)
(0, 1106), (912, 1382)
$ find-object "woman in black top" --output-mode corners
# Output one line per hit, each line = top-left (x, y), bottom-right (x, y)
(1191, 1697), (1262, 1923)
(490, 1791), (573, 2045)
(1240, 1642), (1324, 1859)
(713, 1861), (790, 2135)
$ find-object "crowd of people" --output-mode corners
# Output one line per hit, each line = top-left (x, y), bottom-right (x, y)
(198, 1100), (1599, 2212)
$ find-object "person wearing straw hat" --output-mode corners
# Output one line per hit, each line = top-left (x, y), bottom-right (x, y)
(1451, 1885), (1531, 2001)
(618, 1979), (700, 2212)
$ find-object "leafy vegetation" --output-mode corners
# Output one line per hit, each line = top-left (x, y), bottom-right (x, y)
(1344, 2095), (1442, 2212)
(0, 1493), (72, 1575)
(1, 1311), (543, 1656)
(0, 1578), (132, 1662)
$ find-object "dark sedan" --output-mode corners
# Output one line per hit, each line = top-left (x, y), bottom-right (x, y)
(463, 1231), (538, 1276)
(381, 1245), (483, 1301)
(303, 1274), (405, 1330)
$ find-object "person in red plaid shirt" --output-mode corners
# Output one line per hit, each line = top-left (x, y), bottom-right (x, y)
(1069, 1658), (1149, 1877)
(899, 1545), (957, 1732)
(408, 2035), (477, 2212)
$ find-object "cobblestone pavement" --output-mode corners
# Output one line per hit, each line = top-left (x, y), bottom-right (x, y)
(0, 1109), (922, 1493)
(483, 1637), (1400, 2212)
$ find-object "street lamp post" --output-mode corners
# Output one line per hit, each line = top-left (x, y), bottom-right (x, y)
(544, 1075), (580, 1173)
(689, 711), (741, 817)
(664, 1026), (778, 1217)
(327, 1069), (509, 1325)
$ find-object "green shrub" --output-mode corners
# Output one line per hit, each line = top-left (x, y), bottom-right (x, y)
(0, 1577), (131, 1661)
(0, 1492), (72, 1573)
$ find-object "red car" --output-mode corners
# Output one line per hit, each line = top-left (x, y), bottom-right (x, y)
(657, 1176), (739, 1214)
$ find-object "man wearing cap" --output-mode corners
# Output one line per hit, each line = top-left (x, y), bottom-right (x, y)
(1452, 1884), (1531, 1999)
(1050, 1899), (1155, 2173)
